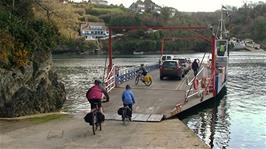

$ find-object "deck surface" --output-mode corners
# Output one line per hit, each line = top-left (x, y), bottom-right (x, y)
(104, 68), (214, 121)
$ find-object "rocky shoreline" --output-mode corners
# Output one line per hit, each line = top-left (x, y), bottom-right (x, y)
(0, 49), (66, 118)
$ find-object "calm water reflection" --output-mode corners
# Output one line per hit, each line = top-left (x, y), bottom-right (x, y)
(53, 52), (266, 149)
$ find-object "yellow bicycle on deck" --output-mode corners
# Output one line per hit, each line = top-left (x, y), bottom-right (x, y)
(135, 72), (153, 86)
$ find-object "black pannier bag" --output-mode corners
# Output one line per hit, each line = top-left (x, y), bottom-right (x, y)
(117, 107), (123, 115)
(84, 112), (105, 125)
(84, 112), (93, 125)
(96, 111), (105, 123)
(117, 107), (132, 117)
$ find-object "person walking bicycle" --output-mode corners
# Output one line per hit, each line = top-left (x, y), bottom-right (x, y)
(121, 85), (135, 121)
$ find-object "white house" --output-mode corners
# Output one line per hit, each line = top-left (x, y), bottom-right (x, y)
(89, 0), (107, 5)
(137, 4), (145, 13)
(69, 0), (107, 5)
(69, 0), (89, 2)
(80, 22), (109, 40)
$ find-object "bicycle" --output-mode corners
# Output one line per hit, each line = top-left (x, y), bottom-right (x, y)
(121, 106), (132, 125)
(135, 72), (152, 86)
(90, 102), (104, 135)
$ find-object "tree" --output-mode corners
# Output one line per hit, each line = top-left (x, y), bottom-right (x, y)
(253, 16), (266, 42)
(160, 7), (171, 20)
(0, 0), (59, 68)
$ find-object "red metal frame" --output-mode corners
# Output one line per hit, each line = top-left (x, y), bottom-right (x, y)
(108, 25), (209, 70)
(211, 35), (216, 96)
(108, 28), (112, 71)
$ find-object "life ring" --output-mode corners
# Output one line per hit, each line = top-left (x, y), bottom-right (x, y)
(201, 78), (206, 88)
(193, 78), (199, 91)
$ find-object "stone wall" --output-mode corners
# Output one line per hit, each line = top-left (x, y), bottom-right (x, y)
(0, 49), (66, 117)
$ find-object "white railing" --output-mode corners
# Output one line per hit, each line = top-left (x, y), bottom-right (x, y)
(115, 64), (159, 86)
(104, 65), (116, 93)
(103, 64), (159, 92)
(185, 66), (212, 101)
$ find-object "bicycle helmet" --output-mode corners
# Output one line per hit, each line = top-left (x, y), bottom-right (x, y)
(94, 79), (102, 85)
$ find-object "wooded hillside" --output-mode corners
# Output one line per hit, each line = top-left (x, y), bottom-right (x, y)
(2, 0), (265, 56)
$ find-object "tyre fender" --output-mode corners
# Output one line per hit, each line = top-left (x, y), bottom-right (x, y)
(201, 78), (206, 88)
(193, 78), (199, 91)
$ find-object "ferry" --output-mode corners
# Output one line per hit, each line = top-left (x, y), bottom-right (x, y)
(99, 6), (230, 121)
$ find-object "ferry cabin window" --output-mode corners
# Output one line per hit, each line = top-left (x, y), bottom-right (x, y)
(217, 41), (227, 56)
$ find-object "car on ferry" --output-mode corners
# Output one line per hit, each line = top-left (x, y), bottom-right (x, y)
(160, 60), (184, 80)
(172, 57), (191, 74)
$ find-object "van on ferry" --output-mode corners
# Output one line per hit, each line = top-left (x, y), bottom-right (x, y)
(159, 55), (175, 65)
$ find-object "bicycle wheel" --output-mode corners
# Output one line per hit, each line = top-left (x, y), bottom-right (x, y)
(92, 113), (97, 135)
(135, 75), (139, 85)
(99, 122), (102, 131)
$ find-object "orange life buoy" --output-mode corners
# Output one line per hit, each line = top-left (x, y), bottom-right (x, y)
(193, 78), (199, 91)
(201, 78), (206, 88)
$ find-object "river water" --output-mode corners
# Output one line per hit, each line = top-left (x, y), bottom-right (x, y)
(53, 51), (266, 149)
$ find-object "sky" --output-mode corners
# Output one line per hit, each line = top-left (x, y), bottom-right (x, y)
(106, 0), (266, 12)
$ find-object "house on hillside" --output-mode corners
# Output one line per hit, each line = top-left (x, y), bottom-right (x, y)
(89, 0), (108, 5)
(154, 5), (161, 14)
(130, 3), (145, 14)
(80, 22), (109, 40)
(59, 0), (68, 4)
(68, 0), (89, 2)
(169, 7), (177, 17)
(129, 0), (161, 14)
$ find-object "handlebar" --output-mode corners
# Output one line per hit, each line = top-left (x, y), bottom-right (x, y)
(102, 100), (109, 103)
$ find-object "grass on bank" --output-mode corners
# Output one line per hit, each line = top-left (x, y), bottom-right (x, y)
(0, 113), (71, 133)
(0, 113), (71, 124)
(25, 113), (70, 124)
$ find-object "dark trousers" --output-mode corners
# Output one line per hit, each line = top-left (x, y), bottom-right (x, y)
(123, 104), (132, 117)
(193, 69), (198, 76)
(89, 100), (101, 110)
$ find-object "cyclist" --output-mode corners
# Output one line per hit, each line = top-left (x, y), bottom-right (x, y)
(139, 64), (147, 76)
(136, 64), (147, 81)
(86, 80), (109, 113)
(121, 84), (135, 121)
